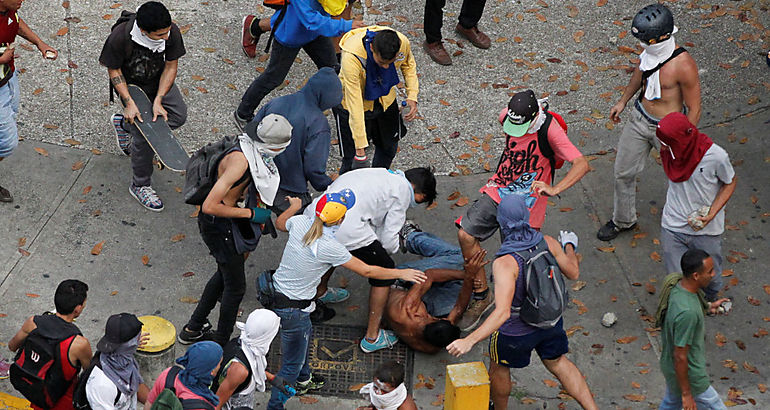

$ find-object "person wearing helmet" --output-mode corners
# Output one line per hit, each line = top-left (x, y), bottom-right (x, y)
(597, 4), (701, 242)
(265, 189), (426, 409)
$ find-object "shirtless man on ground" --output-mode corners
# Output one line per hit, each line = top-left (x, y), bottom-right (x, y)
(385, 227), (487, 353)
(597, 3), (701, 241)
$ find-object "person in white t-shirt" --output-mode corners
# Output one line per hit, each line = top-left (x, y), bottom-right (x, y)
(657, 113), (736, 301)
(265, 190), (426, 409)
(86, 313), (149, 410)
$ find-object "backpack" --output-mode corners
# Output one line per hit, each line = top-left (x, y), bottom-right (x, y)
(10, 321), (81, 408)
(512, 239), (569, 329)
(150, 366), (215, 410)
(210, 339), (253, 395)
(108, 11), (137, 104)
(183, 135), (241, 205)
(262, 0), (290, 53)
(535, 101), (568, 185)
(72, 352), (121, 410)
(255, 270), (277, 310)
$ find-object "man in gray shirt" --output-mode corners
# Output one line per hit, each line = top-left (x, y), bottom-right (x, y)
(657, 113), (736, 301)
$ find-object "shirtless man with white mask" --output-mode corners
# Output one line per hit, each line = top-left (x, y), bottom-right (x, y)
(597, 3), (701, 242)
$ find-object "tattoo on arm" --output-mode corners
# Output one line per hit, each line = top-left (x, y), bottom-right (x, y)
(110, 74), (126, 86)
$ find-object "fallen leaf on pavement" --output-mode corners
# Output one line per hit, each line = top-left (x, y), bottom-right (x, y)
(142, 255), (149, 265)
(72, 161), (84, 171)
(26, 293), (40, 298)
(179, 296), (199, 304)
(34, 147), (49, 157)
(299, 396), (318, 404)
(171, 234), (186, 242)
(616, 336), (638, 344)
(182, 271), (195, 277)
(110, 290), (118, 296)
(543, 379), (559, 388)
(747, 296), (761, 306)
(431, 394), (444, 406)
(715, 332), (727, 347)
(82, 186), (92, 195)
(597, 246), (616, 253)
(645, 283), (656, 294)
(743, 361), (759, 374)
(623, 394), (645, 402)
(447, 191), (461, 201)
(56, 27), (69, 36)
(571, 281), (586, 291)
(455, 197), (469, 207)
(18, 248), (30, 256)
(91, 241), (105, 255)
(348, 383), (366, 391)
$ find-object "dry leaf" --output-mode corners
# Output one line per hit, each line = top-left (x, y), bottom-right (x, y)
(747, 296), (761, 306)
(623, 394), (645, 402)
(179, 296), (199, 304)
(743, 361), (759, 374)
(455, 197), (469, 207)
(82, 186), (92, 195)
(298, 396), (319, 404)
(763, 285), (770, 295)
(447, 191), (461, 201)
(439, 99), (451, 106)
(348, 383), (366, 391)
(18, 237), (26, 247)
(535, 13), (547, 22)
(645, 283), (656, 294)
(616, 336), (638, 344)
(431, 394), (444, 406)
(758, 383), (767, 393)
(715, 332), (727, 347)
(559, 207), (573, 212)
(596, 246), (616, 253)
(91, 241), (105, 255)
(56, 27), (69, 36)
(196, 86), (209, 94)
(435, 79), (447, 85)
(34, 147), (49, 157)
(18, 248), (31, 256)
(410, 144), (425, 150)
(171, 233), (186, 242)
(722, 269), (734, 277)
(573, 30), (585, 43)
(110, 290), (118, 296)
(141, 255), (149, 265)
(182, 271), (195, 277)
(631, 382), (641, 389)
(26, 293), (40, 298)
(32, 88), (43, 95)
(571, 281), (587, 291)
(543, 379), (559, 388)
(566, 5), (578, 17)
(650, 251), (662, 262)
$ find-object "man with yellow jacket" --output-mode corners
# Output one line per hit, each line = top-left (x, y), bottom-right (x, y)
(332, 26), (419, 174)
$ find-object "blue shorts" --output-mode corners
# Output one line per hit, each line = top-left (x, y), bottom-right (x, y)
(490, 321), (569, 368)
(0, 72), (20, 158)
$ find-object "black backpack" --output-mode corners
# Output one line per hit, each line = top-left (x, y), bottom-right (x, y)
(210, 339), (253, 395)
(183, 135), (241, 205)
(512, 239), (569, 328)
(10, 319), (81, 408)
(108, 11), (137, 103)
(72, 352), (121, 410)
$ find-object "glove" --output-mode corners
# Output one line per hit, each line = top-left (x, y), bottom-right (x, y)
(351, 154), (370, 170)
(250, 207), (271, 223)
(269, 376), (292, 395)
(558, 230), (578, 252)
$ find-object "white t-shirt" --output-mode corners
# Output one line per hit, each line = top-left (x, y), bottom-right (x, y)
(661, 144), (735, 236)
(86, 366), (138, 410)
(273, 215), (352, 301)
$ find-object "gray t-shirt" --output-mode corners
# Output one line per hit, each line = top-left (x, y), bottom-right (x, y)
(273, 215), (352, 301)
(661, 144), (735, 236)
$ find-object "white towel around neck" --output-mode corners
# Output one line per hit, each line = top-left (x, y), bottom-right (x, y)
(360, 382), (408, 410)
(129, 21), (166, 53)
(638, 34), (677, 101)
(238, 134), (284, 206)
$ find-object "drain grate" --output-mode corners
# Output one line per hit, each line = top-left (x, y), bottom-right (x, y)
(266, 324), (413, 399)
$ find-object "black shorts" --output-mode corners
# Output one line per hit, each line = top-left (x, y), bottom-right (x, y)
(489, 320), (569, 369)
(351, 240), (395, 287)
(457, 193), (499, 241)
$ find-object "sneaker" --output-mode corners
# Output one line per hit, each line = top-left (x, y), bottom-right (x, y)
(233, 110), (251, 133)
(310, 300), (336, 324)
(458, 291), (495, 331)
(318, 287), (349, 304)
(596, 220), (636, 242)
(0, 185), (12, 203)
(177, 321), (213, 345)
(241, 15), (262, 58)
(112, 113), (131, 156)
(129, 184), (164, 212)
(360, 329), (398, 353)
(398, 220), (422, 253)
(295, 373), (325, 396)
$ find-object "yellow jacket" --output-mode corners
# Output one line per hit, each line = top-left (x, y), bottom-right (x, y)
(338, 26), (419, 149)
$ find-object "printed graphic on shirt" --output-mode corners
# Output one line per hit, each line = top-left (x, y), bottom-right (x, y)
(498, 171), (537, 208)
(491, 138), (546, 208)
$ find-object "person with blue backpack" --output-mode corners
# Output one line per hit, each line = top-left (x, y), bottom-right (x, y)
(234, 0), (365, 131)
(446, 195), (598, 410)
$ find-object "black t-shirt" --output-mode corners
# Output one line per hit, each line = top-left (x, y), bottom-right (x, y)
(99, 20), (185, 98)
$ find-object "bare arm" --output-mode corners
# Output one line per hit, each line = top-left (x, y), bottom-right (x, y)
(18, 18), (56, 59)
(107, 68), (143, 124)
(678, 54), (701, 125)
(137, 384), (149, 404)
(698, 176), (736, 227)
(341, 257), (426, 283)
(610, 67), (643, 122)
(152, 60), (179, 121)
(215, 362), (249, 410)
(447, 249), (487, 324)
(398, 395), (418, 410)
(8, 316), (35, 352)
(533, 155), (590, 197)
(70, 335), (92, 369)
(446, 256), (517, 356)
(275, 197), (302, 232)
(674, 345), (696, 409)
(544, 235), (579, 280)
(201, 154), (253, 219)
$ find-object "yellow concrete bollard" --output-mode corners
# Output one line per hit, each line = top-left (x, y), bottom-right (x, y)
(444, 361), (490, 410)
(0, 392), (31, 410)
(136, 315), (177, 386)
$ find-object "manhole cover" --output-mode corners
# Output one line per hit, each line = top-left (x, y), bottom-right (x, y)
(266, 324), (413, 399)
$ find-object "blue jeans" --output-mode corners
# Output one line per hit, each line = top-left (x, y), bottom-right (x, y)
(396, 232), (465, 317)
(267, 308), (313, 410)
(659, 385), (726, 410)
(660, 227), (723, 300)
(0, 72), (20, 158)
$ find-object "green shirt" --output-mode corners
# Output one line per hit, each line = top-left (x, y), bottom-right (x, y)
(659, 284), (710, 396)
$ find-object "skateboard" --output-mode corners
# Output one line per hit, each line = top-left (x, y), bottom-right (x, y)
(127, 84), (189, 172)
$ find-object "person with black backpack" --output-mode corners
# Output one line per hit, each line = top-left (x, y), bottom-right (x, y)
(454, 89), (588, 332)
(98, 1), (187, 212)
(8, 280), (92, 410)
(447, 195), (598, 410)
(233, 0), (365, 131)
(77, 313), (149, 410)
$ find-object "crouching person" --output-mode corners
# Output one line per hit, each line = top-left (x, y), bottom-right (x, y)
(357, 361), (416, 410)
(264, 190), (426, 409)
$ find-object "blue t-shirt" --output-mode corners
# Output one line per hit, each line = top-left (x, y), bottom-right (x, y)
(273, 216), (352, 301)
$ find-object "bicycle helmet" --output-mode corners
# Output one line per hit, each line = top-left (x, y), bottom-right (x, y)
(631, 4), (675, 44)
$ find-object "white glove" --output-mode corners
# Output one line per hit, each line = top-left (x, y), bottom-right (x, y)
(558, 230), (578, 252)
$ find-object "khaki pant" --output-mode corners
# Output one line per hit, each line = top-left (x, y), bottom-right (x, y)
(612, 105), (661, 228)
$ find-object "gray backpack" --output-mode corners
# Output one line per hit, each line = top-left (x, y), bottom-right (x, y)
(183, 135), (241, 205)
(513, 239), (568, 328)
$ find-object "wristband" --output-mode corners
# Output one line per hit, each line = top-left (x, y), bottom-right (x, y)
(250, 207), (271, 224)
(354, 155), (368, 161)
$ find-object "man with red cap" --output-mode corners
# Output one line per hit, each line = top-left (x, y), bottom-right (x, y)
(657, 112), (736, 301)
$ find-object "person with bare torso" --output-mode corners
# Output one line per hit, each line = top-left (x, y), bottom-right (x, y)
(597, 3), (702, 242)
(385, 226), (486, 354)
(178, 114), (295, 346)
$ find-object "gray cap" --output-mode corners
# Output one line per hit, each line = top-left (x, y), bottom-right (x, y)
(245, 113), (293, 147)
